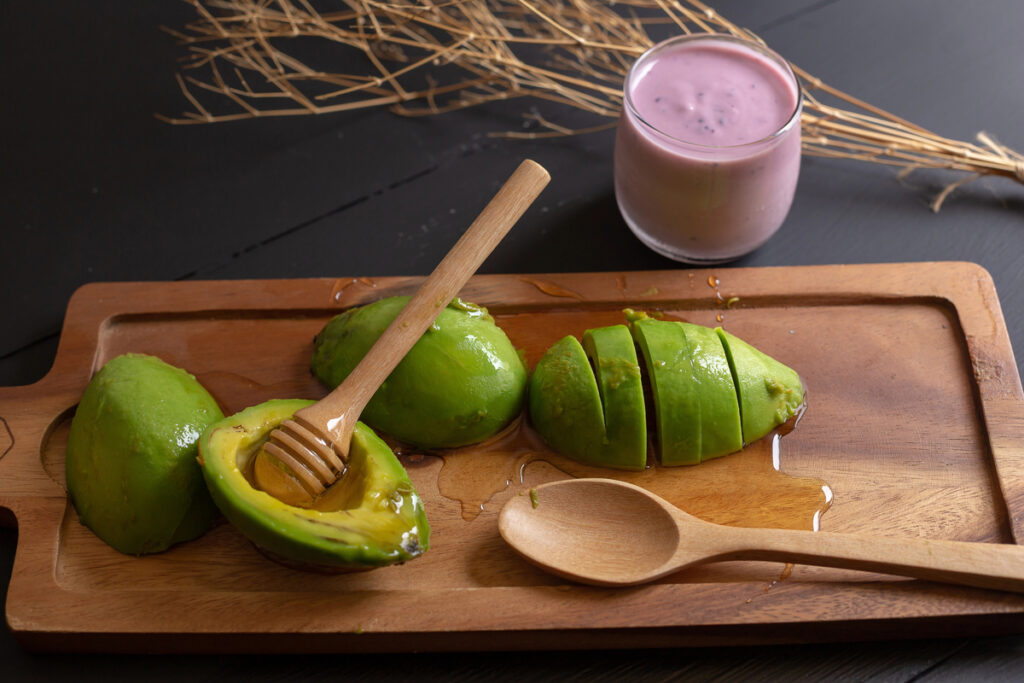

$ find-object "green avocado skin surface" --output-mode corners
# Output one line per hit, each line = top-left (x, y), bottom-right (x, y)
(198, 399), (430, 571)
(311, 296), (527, 449)
(65, 353), (223, 555)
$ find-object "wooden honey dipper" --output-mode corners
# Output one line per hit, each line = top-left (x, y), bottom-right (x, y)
(253, 160), (550, 505)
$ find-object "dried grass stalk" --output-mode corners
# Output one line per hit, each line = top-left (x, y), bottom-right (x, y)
(161, 0), (1024, 211)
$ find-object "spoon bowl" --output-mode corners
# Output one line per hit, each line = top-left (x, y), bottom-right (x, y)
(499, 478), (1024, 591)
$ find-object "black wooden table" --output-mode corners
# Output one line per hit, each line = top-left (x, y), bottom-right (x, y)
(3, 1), (1024, 679)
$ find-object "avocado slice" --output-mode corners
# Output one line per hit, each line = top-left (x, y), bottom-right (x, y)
(198, 399), (429, 571)
(582, 325), (647, 470)
(65, 353), (223, 555)
(630, 318), (701, 466)
(311, 296), (527, 449)
(716, 327), (805, 443)
(678, 323), (743, 462)
(528, 327), (646, 470)
(527, 335), (607, 464)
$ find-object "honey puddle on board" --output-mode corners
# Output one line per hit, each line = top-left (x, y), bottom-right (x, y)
(197, 363), (832, 534)
(418, 412), (832, 532)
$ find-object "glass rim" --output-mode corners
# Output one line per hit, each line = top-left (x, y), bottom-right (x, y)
(623, 33), (803, 151)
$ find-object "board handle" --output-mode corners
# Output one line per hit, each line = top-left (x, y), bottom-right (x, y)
(0, 382), (80, 523)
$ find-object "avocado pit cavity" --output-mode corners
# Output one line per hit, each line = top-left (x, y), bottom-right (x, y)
(198, 399), (430, 572)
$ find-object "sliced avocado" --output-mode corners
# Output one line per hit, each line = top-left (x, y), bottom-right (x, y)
(716, 327), (805, 443)
(527, 335), (607, 464)
(630, 318), (701, 466)
(528, 328), (646, 470)
(581, 325), (647, 470)
(311, 296), (527, 449)
(65, 353), (223, 555)
(679, 323), (743, 462)
(198, 399), (429, 571)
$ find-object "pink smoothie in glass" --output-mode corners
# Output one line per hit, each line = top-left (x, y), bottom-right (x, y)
(614, 35), (802, 263)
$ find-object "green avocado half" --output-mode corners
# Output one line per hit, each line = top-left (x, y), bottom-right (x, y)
(528, 325), (646, 470)
(65, 353), (223, 555)
(198, 399), (429, 571)
(311, 296), (527, 449)
(529, 314), (804, 469)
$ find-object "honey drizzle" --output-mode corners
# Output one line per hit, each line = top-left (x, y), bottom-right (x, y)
(430, 412), (832, 532)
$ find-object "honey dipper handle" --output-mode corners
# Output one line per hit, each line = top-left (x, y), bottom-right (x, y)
(712, 523), (1024, 594)
(295, 159), (551, 450)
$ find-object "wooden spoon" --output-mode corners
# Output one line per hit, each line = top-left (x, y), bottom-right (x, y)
(498, 477), (1024, 592)
(255, 159), (550, 505)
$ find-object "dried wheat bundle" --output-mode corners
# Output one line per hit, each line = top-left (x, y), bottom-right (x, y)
(162, 0), (1023, 210)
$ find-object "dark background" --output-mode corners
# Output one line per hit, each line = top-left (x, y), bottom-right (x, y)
(3, 1), (1024, 679)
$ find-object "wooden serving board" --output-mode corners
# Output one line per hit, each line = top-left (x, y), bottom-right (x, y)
(3, 262), (1024, 652)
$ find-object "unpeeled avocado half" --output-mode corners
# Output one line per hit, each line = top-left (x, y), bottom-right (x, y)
(311, 296), (527, 449)
(528, 325), (646, 470)
(529, 315), (804, 469)
(65, 353), (223, 555)
(198, 399), (429, 571)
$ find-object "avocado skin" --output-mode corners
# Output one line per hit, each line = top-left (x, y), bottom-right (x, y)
(65, 353), (223, 555)
(716, 327), (805, 443)
(198, 399), (430, 571)
(528, 327), (646, 470)
(311, 296), (527, 449)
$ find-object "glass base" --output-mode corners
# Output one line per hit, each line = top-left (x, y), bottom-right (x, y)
(620, 208), (755, 266)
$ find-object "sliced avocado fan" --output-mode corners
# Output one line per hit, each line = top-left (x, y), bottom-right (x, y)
(528, 313), (804, 469)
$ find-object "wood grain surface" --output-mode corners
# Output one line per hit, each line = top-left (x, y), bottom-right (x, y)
(1, 262), (1023, 652)
(5, 0), (1024, 678)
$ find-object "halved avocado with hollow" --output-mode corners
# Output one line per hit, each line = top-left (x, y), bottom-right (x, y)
(65, 353), (223, 555)
(198, 399), (429, 571)
(311, 296), (527, 449)
(528, 326), (646, 470)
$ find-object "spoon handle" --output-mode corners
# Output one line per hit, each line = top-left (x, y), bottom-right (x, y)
(297, 159), (550, 442)
(714, 524), (1024, 593)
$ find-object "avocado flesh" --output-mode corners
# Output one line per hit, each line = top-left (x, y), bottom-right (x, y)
(65, 353), (223, 555)
(198, 399), (430, 571)
(311, 296), (527, 449)
(630, 318), (701, 466)
(716, 327), (805, 444)
(679, 323), (743, 462)
(528, 328), (646, 470)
